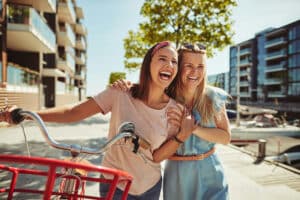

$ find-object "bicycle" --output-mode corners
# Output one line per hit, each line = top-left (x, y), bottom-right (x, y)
(0, 109), (150, 200)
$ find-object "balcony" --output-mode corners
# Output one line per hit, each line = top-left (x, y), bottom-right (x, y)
(75, 6), (84, 19)
(75, 53), (86, 65)
(239, 59), (252, 67)
(74, 72), (84, 80)
(75, 22), (87, 35)
(267, 91), (286, 98)
(75, 36), (86, 50)
(42, 68), (65, 78)
(239, 48), (251, 56)
(239, 70), (249, 77)
(58, 0), (76, 24)
(265, 61), (286, 73)
(265, 49), (287, 61)
(266, 28), (286, 37)
(12, 0), (56, 12)
(7, 4), (55, 53)
(57, 52), (75, 74)
(239, 81), (250, 87)
(265, 37), (287, 49)
(57, 23), (75, 47)
(240, 92), (251, 97)
(264, 78), (283, 85)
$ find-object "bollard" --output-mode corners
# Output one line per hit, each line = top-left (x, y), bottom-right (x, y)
(257, 139), (267, 159)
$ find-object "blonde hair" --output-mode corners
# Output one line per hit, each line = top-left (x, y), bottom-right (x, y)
(167, 43), (218, 125)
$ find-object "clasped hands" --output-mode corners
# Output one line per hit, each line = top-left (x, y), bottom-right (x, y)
(166, 104), (198, 142)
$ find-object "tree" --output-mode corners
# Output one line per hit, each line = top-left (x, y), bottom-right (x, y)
(124, 0), (237, 69)
(108, 72), (126, 85)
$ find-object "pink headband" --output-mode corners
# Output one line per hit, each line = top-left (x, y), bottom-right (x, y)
(151, 41), (171, 57)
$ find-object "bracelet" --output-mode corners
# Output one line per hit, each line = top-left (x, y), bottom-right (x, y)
(172, 135), (184, 144)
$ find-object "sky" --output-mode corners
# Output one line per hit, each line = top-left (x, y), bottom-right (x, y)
(77, 0), (300, 96)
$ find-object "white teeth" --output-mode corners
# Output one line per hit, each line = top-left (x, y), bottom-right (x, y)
(188, 76), (198, 80)
(160, 71), (171, 76)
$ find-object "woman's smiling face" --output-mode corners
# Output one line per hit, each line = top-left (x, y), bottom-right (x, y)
(150, 46), (178, 89)
(180, 51), (206, 92)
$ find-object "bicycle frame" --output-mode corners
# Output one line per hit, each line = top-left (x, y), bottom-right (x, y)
(0, 110), (150, 200)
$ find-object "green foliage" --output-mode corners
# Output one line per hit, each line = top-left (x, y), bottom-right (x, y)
(108, 72), (126, 85)
(124, 0), (237, 69)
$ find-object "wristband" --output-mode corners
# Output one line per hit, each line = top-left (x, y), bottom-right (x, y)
(172, 135), (184, 144)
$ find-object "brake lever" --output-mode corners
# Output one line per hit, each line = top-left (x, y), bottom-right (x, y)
(132, 137), (140, 153)
(131, 135), (151, 153)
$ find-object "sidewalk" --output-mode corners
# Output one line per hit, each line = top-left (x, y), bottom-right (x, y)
(217, 144), (300, 200)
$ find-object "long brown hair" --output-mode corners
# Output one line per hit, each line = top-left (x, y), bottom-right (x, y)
(167, 43), (217, 125)
(130, 41), (173, 100)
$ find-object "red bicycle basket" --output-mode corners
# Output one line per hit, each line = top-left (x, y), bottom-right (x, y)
(0, 155), (133, 200)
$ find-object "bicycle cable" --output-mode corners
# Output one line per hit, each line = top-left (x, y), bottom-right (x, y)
(21, 123), (31, 157)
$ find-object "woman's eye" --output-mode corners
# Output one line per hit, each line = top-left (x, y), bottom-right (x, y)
(185, 64), (193, 68)
(159, 57), (166, 61)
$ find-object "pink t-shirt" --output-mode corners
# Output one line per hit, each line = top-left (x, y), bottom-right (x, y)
(93, 88), (177, 195)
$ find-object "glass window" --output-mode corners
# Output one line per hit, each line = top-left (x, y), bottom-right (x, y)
(288, 68), (300, 82)
(230, 47), (237, 58)
(288, 40), (300, 54)
(288, 82), (300, 96)
(7, 64), (38, 86)
(288, 53), (300, 68)
(230, 57), (237, 67)
(289, 25), (300, 40)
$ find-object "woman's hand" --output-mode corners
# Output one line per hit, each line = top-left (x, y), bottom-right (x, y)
(0, 105), (18, 124)
(177, 113), (198, 142)
(110, 79), (132, 92)
(166, 103), (197, 142)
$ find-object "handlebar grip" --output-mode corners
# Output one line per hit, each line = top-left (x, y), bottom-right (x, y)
(138, 137), (151, 150)
(11, 108), (25, 124)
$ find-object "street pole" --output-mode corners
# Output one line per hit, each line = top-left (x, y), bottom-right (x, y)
(236, 45), (240, 127)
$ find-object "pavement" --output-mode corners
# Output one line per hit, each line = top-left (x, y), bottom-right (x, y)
(0, 115), (300, 199)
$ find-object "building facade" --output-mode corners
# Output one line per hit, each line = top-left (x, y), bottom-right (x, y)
(0, 0), (87, 110)
(229, 19), (300, 114)
(207, 72), (229, 93)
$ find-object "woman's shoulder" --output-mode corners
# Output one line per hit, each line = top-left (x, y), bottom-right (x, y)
(94, 87), (131, 101)
(205, 86), (229, 99)
(205, 86), (230, 110)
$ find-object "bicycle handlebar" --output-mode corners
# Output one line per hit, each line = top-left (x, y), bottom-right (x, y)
(12, 109), (151, 155)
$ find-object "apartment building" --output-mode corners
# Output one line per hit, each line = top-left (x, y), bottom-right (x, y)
(229, 19), (300, 114)
(207, 72), (229, 93)
(0, 0), (87, 110)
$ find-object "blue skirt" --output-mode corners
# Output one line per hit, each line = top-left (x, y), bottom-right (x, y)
(163, 152), (228, 200)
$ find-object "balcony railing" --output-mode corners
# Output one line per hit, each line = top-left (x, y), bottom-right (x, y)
(239, 59), (252, 67)
(58, 0), (76, 23)
(265, 61), (286, 73)
(239, 48), (251, 56)
(265, 37), (287, 48)
(240, 81), (249, 87)
(7, 4), (55, 52)
(265, 49), (287, 60)
(264, 78), (283, 85)
(267, 91), (286, 98)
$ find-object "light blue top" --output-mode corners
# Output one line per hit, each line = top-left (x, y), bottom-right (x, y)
(163, 86), (229, 200)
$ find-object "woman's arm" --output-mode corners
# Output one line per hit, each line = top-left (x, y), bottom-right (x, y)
(1, 98), (103, 124)
(36, 98), (103, 123)
(192, 105), (231, 145)
(152, 109), (197, 163)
